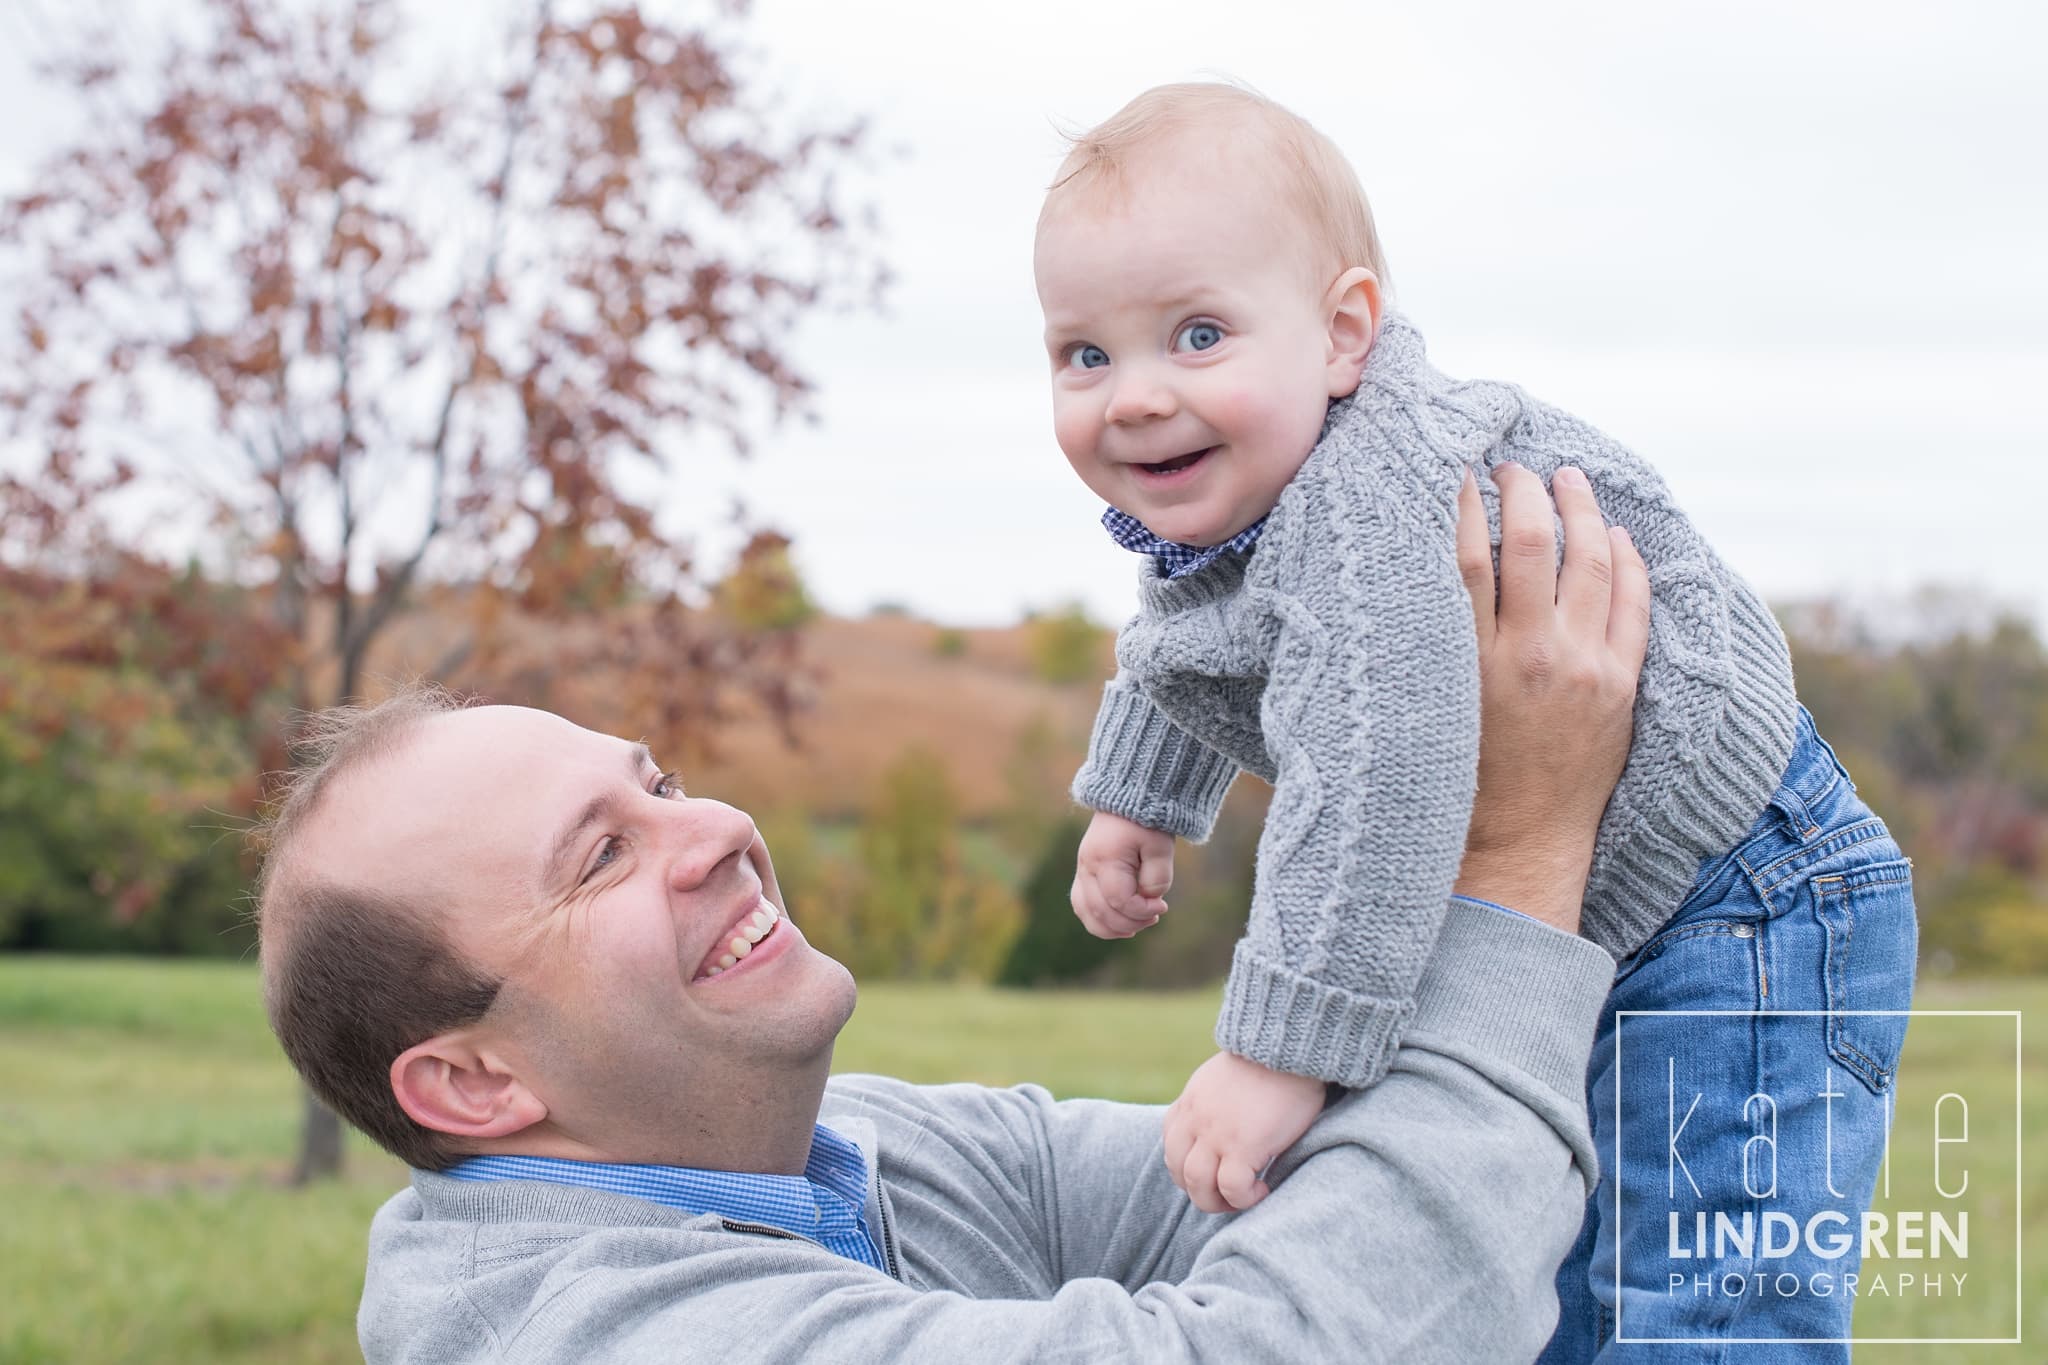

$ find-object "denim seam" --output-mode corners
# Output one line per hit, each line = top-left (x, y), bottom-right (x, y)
(1741, 817), (1891, 898)
(1827, 866), (1914, 889)
(1816, 878), (1903, 1090)
(1750, 818), (1887, 889)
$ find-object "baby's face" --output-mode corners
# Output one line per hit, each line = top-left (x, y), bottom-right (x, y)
(1035, 151), (1343, 547)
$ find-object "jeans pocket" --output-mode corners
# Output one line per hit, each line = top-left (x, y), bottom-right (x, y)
(1813, 857), (1918, 1094)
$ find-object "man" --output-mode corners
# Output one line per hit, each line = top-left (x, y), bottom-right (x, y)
(259, 469), (1649, 1362)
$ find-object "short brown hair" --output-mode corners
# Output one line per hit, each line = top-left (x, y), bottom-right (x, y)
(254, 685), (502, 1172)
(1041, 81), (1391, 288)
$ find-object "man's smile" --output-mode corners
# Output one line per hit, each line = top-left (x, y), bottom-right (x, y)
(694, 896), (783, 982)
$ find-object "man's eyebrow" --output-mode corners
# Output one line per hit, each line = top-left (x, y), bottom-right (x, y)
(543, 742), (654, 889)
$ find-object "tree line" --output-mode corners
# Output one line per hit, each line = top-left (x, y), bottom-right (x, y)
(5, 573), (2043, 981)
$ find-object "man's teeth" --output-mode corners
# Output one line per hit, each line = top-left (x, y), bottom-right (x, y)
(704, 901), (779, 977)
(739, 902), (777, 944)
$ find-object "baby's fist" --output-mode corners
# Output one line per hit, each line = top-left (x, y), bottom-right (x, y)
(1070, 811), (1174, 939)
(1163, 1052), (1326, 1214)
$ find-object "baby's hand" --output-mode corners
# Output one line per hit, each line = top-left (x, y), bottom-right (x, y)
(1163, 1051), (1326, 1214)
(1071, 810), (1174, 939)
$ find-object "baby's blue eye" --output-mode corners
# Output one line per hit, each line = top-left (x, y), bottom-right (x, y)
(1068, 344), (1110, 371)
(1176, 322), (1223, 352)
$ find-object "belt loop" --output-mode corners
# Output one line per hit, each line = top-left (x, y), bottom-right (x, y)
(1770, 783), (1821, 842)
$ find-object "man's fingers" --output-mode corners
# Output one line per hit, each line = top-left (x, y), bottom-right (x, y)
(1551, 467), (1614, 638)
(1606, 526), (1651, 675)
(1455, 470), (1495, 652)
(1217, 1156), (1268, 1212)
(1493, 463), (1558, 634)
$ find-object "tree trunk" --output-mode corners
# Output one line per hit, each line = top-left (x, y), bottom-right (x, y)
(289, 636), (364, 1185)
(292, 1086), (346, 1184)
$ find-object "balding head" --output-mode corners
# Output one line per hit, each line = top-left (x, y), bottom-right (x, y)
(257, 686), (504, 1171)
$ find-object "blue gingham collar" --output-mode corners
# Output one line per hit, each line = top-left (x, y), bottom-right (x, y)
(444, 1122), (881, 1268)
(1101, 506), (1268, 579)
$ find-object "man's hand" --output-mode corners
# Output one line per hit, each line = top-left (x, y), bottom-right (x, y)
(1163, 1050), (1326, 1214)
(1072, 810), (1174, 939)
(1454, 463), (1650, 932)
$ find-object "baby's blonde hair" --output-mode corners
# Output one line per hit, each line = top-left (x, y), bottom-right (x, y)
(1042, 82), (1390, 288)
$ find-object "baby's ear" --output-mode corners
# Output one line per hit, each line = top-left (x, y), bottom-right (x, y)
(1324, 267), (1381, 398)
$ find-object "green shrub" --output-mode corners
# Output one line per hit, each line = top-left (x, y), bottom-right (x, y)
(997, 815), (1121, 986)
(0, 690), (255, 957)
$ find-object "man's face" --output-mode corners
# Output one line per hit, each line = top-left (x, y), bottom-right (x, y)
(1035, 142), (1342, 547)
(297, 705), (857, 1159)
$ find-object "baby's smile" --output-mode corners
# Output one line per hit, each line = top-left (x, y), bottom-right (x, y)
(1130, 445), (1217, 482)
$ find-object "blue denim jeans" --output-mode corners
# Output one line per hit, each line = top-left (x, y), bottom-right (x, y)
(1538, 708), (1919, 1363)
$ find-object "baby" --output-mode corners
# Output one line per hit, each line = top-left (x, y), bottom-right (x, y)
(1034, 83), (1919, 1355)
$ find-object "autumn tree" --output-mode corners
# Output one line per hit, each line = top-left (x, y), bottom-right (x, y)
(1, 0), (884, 1179)
(0, 555), (277, 955)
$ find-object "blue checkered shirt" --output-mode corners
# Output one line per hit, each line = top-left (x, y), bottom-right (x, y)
(1101, 506), (1268, 578)
(445, 1123), (884, 1270)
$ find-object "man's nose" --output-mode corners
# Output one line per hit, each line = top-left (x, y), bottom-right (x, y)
(1103, 362), (1176, 425)
(660, 798), (760, 894)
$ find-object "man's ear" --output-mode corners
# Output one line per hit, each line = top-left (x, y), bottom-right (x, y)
(391, 1031), (548, 1142)
(1324, 266), (1382, 399)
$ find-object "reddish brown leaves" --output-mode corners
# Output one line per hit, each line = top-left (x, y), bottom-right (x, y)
(3, 0), (883, 736)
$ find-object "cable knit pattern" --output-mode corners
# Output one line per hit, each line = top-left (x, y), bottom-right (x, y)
(1072, 311), (1800, 1088)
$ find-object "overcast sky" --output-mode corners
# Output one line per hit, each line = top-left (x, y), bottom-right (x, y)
(4, 0), (2042, 630)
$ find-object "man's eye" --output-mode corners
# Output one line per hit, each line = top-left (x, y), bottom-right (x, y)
(1065, 343), (1110, 371)
(654, 770), (684, 799)
(1175, 321), (1223, 352)
(585, 838), (620, 882)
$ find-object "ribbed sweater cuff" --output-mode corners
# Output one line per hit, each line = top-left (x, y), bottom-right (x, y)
(1215, 942), (1416, 1089)
(1071, 683), (1237, 841)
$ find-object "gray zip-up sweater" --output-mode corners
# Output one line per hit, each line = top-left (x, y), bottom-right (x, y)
(358, 903), (1612, 1364)
(1075, 312), (1799, 1090)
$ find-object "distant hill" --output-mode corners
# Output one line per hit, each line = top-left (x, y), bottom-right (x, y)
(368, 602), (1113, 820)
(685, 614), (1109, 819)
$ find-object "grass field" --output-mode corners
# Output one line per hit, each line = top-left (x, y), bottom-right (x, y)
(0, 957), (2040, 1363)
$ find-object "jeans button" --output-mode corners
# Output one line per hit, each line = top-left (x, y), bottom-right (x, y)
(1731, 923), (1755, 938)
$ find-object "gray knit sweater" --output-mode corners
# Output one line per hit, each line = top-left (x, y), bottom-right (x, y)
(357, 903), (1614, 1364)
(1074, 311), (1799, 1089)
